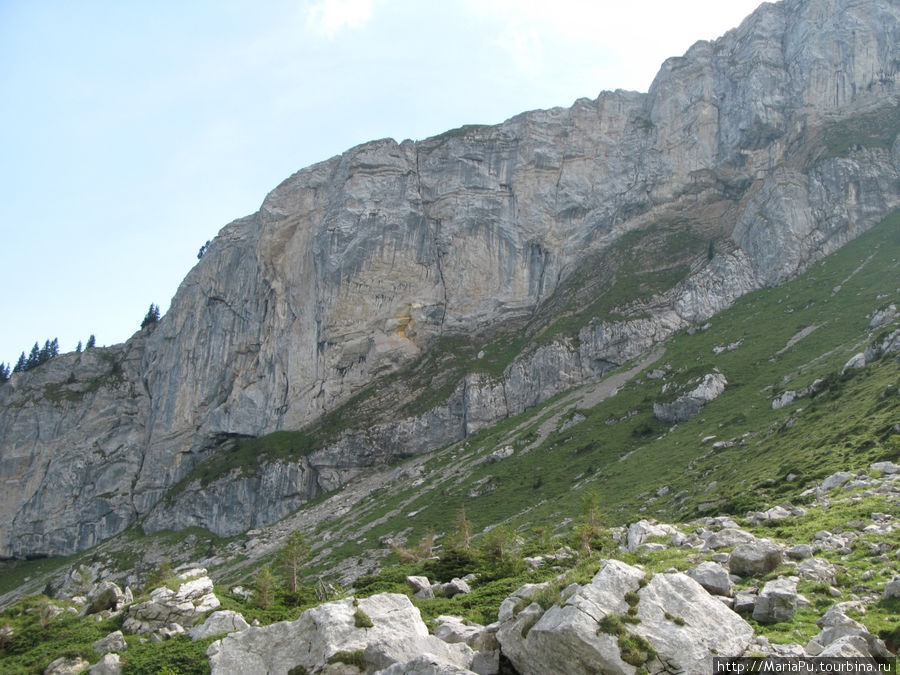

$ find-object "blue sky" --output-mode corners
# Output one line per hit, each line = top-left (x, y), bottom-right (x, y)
(0, 0), (762, 366)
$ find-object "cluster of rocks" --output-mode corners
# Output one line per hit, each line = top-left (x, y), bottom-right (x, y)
(653, 372), (727, 424)
(406, 575), (474, 600)
(41, 568), (250, 675)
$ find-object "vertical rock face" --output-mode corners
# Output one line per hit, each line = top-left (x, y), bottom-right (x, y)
(1, 0), (899, 556)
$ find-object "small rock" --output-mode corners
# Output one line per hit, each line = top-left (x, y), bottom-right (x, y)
(785, 544), (813, 560)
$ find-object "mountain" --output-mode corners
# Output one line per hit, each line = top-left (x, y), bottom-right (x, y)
(0, 0), (898, 560)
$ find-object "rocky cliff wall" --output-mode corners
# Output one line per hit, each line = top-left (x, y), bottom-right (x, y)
(1, 0), (898, 555)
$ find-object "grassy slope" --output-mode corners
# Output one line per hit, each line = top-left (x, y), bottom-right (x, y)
(296, 210), (898, 570)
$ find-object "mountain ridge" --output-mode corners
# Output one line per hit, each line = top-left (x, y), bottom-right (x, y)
(0, 0), (898, 558)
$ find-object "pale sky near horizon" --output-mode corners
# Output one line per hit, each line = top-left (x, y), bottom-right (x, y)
(0, 0), (763, 367)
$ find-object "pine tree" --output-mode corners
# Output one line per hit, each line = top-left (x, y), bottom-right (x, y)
(0, 362), (9, 383)
(39, 340), (51, 365)
(276, 531), (310, 593)
(253, 565), (276, 609)
(141, 303), (160, 329)
(86, 335), (96, 349)
(13, 352), (26, 373)
(76, 340), (82, 353)
(26, 343), (40, 370)
(50, 338), (59, 358)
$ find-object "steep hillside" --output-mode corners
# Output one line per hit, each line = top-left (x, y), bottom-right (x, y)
(0, 208), (896, 669)
(0, 0), (899, 559)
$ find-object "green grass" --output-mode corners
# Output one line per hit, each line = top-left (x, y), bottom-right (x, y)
(816, 103), (900, 161)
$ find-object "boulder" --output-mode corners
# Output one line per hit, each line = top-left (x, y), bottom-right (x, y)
(752, 577), (798, 624)
(123, 573), (220, 635)
(433, 616), (482, 646)
(883, 576), (900, 600)
(88, 653), (121, 675)
(189, 610), (251, 641)
(207, 593), (473, 674)
(84, 581), (129, 616)
(728, 540), (782, 577)
(841, 353), (866, 375)
(871, 461), (900, 475)
(653, 374), (727, 423)
(796, 557), (838, 584)
(806, 603), (892, 659)
(821, 471), (854, 490)
(624, 520), (679, 551)
(705, 528), (756, 550)
(92, 630), (126, 655)
(687, 562), (733, 597)
(733, 590), (757, 615)
(784, 543), (813, 560)
(497, 559), (753, 675)
(44, 656), (90, 674)
(435, 578), (471, 598)
(407, 575), (433, 596)
(377, 654), (477, 674)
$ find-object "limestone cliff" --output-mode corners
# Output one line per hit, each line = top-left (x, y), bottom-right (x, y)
(1, 0), (898, 556)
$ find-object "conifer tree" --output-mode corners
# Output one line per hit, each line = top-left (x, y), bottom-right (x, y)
(13, 352), (26, 373)
(76, 340), (82, 353)
(141, 303), (160, 329)
(276, 530), (310, 593)
(0, 362), (9, 383)
(26, 343), (40, 370)
(86, 335), (96, 349)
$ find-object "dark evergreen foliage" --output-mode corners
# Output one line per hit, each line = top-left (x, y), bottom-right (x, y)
(13, 352), (26, 373)
(0, 362), (9, 382)
(141, 303), (161, 329)
(197, 239), (211, 259)
(86, 335), (96, 349)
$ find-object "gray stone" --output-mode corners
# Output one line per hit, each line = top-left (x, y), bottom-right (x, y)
(123, 573), (220, 635)
(871, 461), (900, 475)
(796, 558), (838, 584)
(705, 528), (757, 550)
(841, 353), (867, 375)
(92, 630), (126, 655)
(883, 576), (900, 600)
(44, 657), (90, 675)
(88, 653), (121, 675)
(822, 471), (855, 490)
(188, 611), (251, 641)
(729, 540), (783, 577)
(84, 582), (128, 616)
(3, 0), (900, 558)
(497, 559), (753, 674)
(377, 654), (477, 674)
(752, 577), (798, 624)
(207, 593), (472, 674)
(785, 544), (813, 560)
(687, 561), (733, 596)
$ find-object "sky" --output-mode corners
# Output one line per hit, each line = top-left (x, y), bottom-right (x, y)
(0, 0), (764, 367)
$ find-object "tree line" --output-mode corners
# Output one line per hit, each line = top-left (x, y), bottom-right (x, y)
(0, 303), (162, 385)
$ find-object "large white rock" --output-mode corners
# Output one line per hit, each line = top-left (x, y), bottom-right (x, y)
(188, 610), (251, 641)
(207, 593), (472, 674)
(496, 559), (753, 675)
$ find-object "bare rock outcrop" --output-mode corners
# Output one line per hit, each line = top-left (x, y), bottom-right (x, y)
(2, 0), (899, 556)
